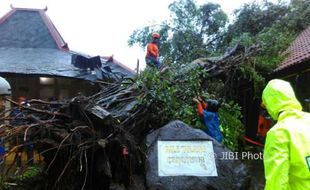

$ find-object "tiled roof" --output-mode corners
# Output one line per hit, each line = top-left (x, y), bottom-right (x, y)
(0, 47), (95, 80)
(0, 8), (68, 50)
(0, 8), (134, 79)
(275, 26), (310, 72)
(0, 47), (134, 80)
(101, 55), (135, 74)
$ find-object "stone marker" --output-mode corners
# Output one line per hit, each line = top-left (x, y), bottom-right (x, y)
(146, 120), (250, 190)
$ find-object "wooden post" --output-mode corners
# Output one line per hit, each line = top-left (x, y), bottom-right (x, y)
(136, 59), (140, 74)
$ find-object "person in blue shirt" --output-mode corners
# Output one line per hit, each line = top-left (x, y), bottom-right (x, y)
(193, 97), (223, 143)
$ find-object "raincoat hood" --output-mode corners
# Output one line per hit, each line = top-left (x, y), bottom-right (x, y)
(262, 79), (302, 120)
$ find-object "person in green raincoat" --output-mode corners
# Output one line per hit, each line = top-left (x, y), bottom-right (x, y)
(262, 79), (310, 190)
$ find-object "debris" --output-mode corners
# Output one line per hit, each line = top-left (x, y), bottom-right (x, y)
(0, 44), (259, 189)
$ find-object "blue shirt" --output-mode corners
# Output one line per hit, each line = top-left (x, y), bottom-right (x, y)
(202, 111), (223, 143)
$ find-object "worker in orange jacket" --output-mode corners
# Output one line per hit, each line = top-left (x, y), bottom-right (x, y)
(256, 104), (272, 143)
(145, 33), (160, 68)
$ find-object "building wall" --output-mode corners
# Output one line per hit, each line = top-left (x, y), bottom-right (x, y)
(2, 75), (100, 101)
(281, 70), (310, 112)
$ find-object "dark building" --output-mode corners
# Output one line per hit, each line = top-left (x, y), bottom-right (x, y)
(0, 7), (135, 101)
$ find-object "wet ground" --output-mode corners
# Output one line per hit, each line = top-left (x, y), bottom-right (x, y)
(247, 159), (265, 190)
(246, 151), (265, 190)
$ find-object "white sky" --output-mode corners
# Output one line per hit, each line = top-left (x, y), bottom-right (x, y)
(0, 0), (282, 70)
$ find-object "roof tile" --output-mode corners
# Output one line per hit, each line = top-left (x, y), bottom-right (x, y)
(275, 26), (310, 71)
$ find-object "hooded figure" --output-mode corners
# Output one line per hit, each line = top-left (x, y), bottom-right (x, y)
(262, 79), (310, 190)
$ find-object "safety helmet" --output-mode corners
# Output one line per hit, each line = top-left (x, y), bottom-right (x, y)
(152, 33), (160, 39)
(0, 77), (11, 95)
(206, 99), (220, 112)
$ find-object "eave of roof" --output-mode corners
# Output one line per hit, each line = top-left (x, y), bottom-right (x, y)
(275, 26), (310, 72)
(101, 56), (135, 75)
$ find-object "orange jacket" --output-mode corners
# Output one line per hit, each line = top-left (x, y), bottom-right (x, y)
(146, 43), (159, 58)
(257, 114), (272, 138)
(196, 101), (207, 116)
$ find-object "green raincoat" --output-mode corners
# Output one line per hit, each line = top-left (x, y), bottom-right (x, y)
(262, 79), (310, 190)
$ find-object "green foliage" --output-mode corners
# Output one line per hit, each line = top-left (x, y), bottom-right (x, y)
(230, 1), (288, 36)
(219, 101), (243, 151)
(128, 0), (228, 64)
(136, 65), (245, 150)
(216, 0), (310, 97)
(254, 27), (295, 72)
(222, 0), (310, 75)
(136, 65), (205, 128)
(0, 166), (42, 190)
(283, 0), (310, 33)
(14, 166), (41, 181)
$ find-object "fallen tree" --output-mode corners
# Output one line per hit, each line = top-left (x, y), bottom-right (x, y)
(0, 44), (259, 189)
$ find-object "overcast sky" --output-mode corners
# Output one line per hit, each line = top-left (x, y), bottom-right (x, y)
(0, 0), (281, 70)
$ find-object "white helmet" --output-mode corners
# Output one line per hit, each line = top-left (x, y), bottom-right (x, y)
(0, 77), (11, 95)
